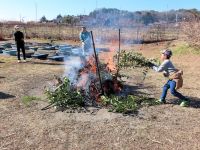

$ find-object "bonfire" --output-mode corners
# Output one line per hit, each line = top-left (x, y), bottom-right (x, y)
(44, 30), (158, 113)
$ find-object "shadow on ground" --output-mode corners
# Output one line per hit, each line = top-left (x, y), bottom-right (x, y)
(125, 84), (200, 109)
(169, 97), (200, 108)
(123, 84), (154, 96)
(0, 92), (15, 99)
(30, 61), (65, 66)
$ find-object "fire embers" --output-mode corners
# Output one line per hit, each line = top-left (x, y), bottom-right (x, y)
(76, 55), (123, 105)
(89, 79), (102, 103)
(102, 78), (123, 95)
(78, 55), (97, 75)
(100, 50), (117, 73)
(76, 55), (97, 89)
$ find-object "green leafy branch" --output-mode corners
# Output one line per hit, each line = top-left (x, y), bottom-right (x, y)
(45, 77), (84, 109)
(116, 50), (160, 81)
(101, 95), (158, 114)
(118, 50), (159, 69)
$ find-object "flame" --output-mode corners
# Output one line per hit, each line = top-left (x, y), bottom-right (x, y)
(75, 41), (122, 100)
(88, 55), (97, 74)
(99, 40), (118, 73)
(105, 54), (116, 72)
(77, 56), (97, 88)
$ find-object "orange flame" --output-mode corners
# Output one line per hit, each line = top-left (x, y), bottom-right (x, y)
(77, 56), (97, 88)
(99, 40), (118, 73)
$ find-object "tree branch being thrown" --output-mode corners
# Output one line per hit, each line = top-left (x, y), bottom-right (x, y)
(115, 50), (159, 81)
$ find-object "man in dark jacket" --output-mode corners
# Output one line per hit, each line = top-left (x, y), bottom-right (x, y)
(14, 25), (26, 62)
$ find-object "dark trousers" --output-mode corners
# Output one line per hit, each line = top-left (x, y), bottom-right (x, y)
(16, 42), (26, 60)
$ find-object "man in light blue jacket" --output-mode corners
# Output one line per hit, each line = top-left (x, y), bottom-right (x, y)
(79, 26), (92, 56)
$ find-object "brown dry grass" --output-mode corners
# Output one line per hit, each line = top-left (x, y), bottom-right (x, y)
(1, 24), (178, 44)
(0, 40), (200, 150)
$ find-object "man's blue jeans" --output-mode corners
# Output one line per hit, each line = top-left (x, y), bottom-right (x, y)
(161, 80), (187, 101)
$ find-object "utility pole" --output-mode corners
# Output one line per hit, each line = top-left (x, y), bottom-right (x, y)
(35, 2), (38, 36)
(166, 4), (168, 26)
(19, 14), (22, 22)
(176, 14), (178, 23)
(96, 0), (98, 9)
(35, 2), (38, 22)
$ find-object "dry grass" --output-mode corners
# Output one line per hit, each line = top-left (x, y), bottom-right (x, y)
(181, 21), (200, 48)
(1, 23), (179, 44)
(0, 40), (200, 150)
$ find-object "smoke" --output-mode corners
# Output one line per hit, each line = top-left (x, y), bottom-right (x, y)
(63, 47), (97, 91)
(82, 9), (157, 45)
(64, 9), (143, 90)
(64, 56), (84, 85)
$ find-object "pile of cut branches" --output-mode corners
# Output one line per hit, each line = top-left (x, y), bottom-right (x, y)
(45, 77), (84, 110)
(44, 51), (159, 114)
(101, 95), (157, 114)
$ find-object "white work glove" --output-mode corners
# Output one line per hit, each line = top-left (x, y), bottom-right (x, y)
(152, 66), (158, 71)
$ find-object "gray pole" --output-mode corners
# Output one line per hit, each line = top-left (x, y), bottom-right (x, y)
(90, 31), (104, 95)
(116, 28), (121, 77)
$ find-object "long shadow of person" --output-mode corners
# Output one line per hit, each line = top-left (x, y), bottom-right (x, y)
(169, 97), (200, 108)
(0, 92), (15, 99)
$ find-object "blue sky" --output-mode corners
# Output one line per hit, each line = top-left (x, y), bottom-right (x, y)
(0, 0), (199, 21)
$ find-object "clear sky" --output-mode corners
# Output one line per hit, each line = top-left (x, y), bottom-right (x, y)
(0, 0), (200, 21)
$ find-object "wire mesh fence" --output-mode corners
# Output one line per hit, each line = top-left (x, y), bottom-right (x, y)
(0, 23), (180, 44)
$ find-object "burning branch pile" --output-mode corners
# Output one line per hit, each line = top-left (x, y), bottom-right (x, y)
(44, 50), (158, 114)
(76, 55), (123, 103)
(45, 29), (158, 114)
(44, 54), (123, 109)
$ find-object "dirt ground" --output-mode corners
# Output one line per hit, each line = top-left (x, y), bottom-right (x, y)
(0, 40), (200, 150)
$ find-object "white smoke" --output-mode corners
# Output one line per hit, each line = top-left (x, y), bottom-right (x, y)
(64, 56), (84, 84)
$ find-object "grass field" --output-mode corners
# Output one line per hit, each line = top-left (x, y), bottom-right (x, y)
(0, 38), (200, 149)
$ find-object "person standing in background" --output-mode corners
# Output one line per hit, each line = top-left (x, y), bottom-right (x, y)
(14, 25), (26, 63)
(79, 26), (92, 56)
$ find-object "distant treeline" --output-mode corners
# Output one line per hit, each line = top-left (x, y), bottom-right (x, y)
(37, 8), (200, 27)
(3, 8), (200, 27)
(88, 8), (200, 26)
